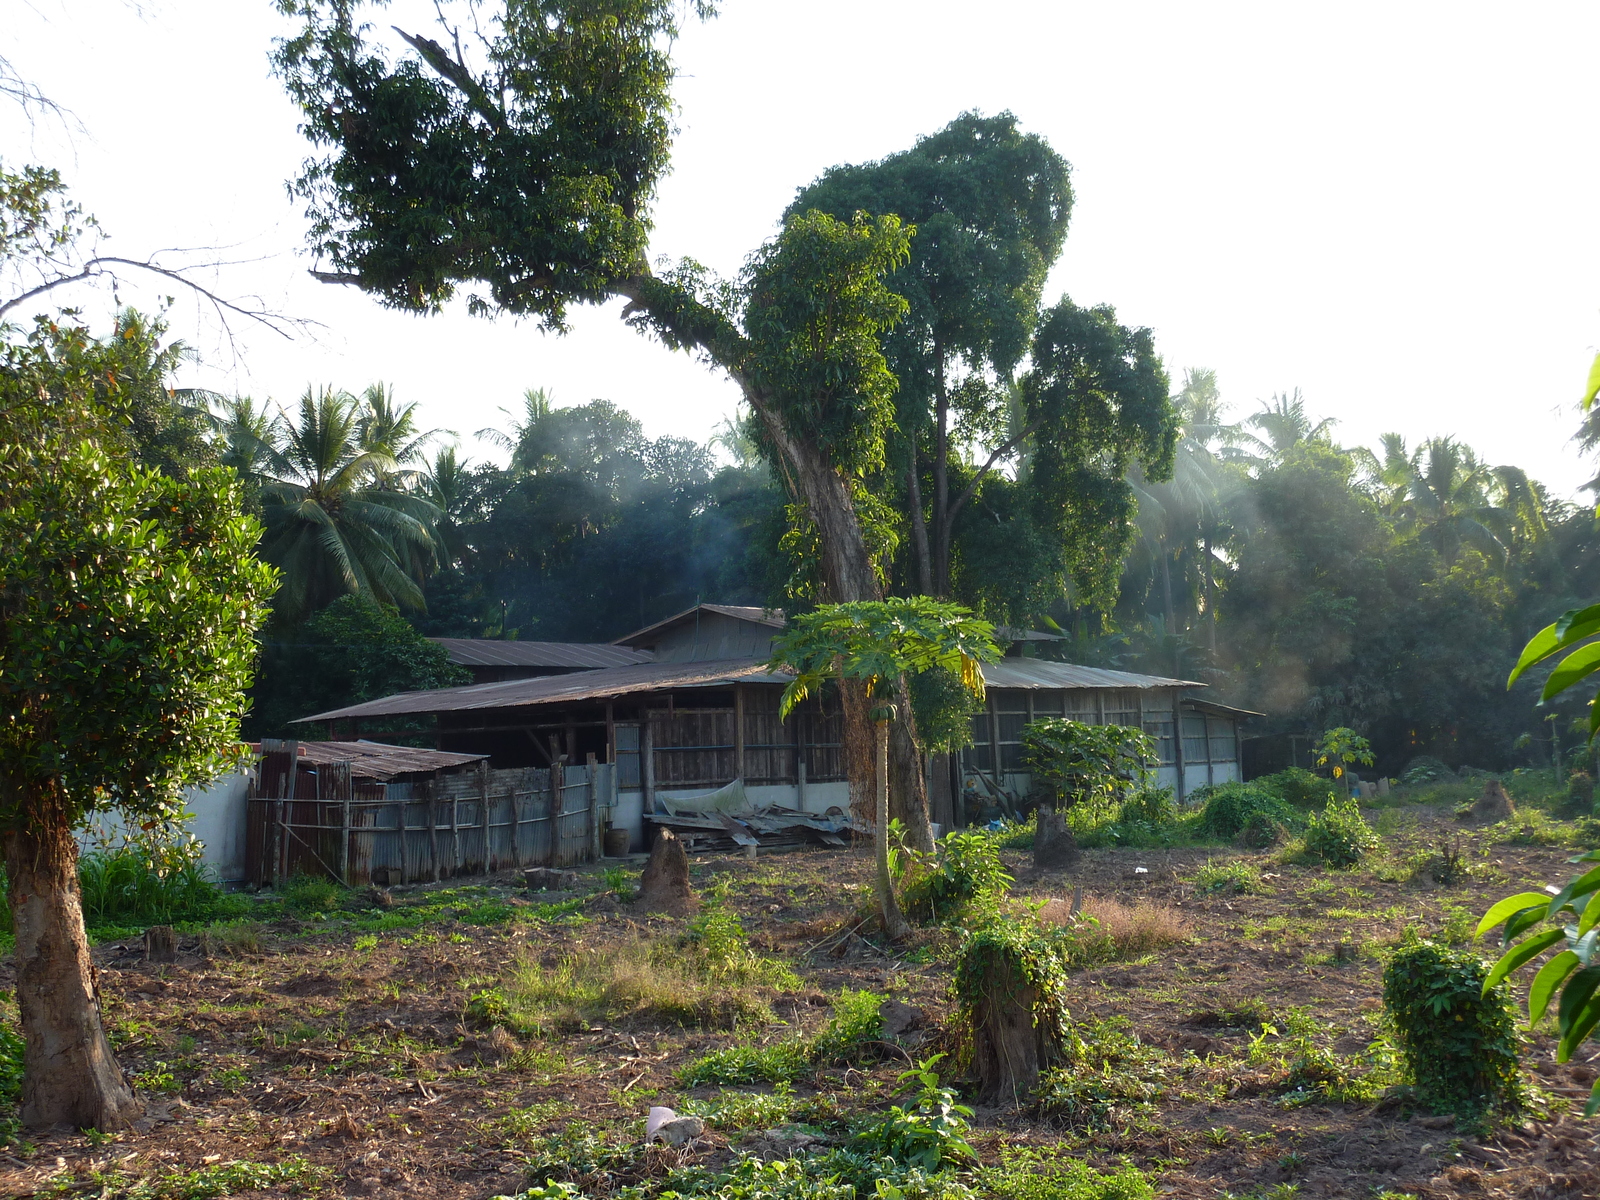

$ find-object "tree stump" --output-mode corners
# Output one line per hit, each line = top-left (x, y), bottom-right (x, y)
(1034, 805), (1080, 870)
(143, 925), (177, 964)
(1473, 779), (1515, 823)
(966, 942), (1060, 1106)
(637, 828), (697, 915)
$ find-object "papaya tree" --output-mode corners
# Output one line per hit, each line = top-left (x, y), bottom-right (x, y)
(0, 324), (276, 1128)
(769, 598), (999, 939)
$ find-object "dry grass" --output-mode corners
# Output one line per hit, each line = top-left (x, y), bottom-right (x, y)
(1039, 894), (1192, 962)
(486, 937), (777, 1036)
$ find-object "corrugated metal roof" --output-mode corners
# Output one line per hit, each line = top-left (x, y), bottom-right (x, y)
(430, 638), (653, 670)
(284, 740), (487, 780)
(981, 660), (1201, 690)
(613, 603), (786, 647)
(295, 654), (1206, 725)
(1183, 697), (1265, 720)
(294, 658), (795, 722)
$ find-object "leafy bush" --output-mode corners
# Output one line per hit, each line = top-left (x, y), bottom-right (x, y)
(1382, 939), (1525, 1121)
(1193, 783), (1298, 842)
(1300, 797), (1379, 868)
(853, 1056), (975, 1172)
(1020, 719), (1155, 810)
(1256, 766), (1335, 808)
(900, 830), (1012, 922)
(1119, 786), (1176, 826)
(1400, 755), (1453, 786)
(0, 1024), (21, 1103)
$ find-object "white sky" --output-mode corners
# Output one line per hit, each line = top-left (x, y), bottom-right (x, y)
(6, 1), (1600, 497)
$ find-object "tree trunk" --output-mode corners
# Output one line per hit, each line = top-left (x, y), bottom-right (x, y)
(5, 793), (140, 1131)
(907, 443), (933, 596)
(931, 346), (951, 597)
(1202, 532), (1216, 653)
(875, 718), (910, 941)
(1159, 545), (1176, 632)
(889, 679), (935, 853)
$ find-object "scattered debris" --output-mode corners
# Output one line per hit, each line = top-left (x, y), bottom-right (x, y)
(646, 1106), (705, 1146)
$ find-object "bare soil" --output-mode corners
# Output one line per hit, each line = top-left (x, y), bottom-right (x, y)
(6, 803), (1600, 1199)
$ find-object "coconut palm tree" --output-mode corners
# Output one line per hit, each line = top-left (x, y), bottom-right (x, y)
(416, 445), (478, 569)
(1232, 389), (1338, 468)
(356, 383), (448, 486)
(257, 386), (442, 622)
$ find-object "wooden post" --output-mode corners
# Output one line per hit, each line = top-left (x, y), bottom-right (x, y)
(605, 701), (616, 764)
(587, 752), (600, 860)
(427, 777), (441, 882)
(548, 757), (566, 865)
(734, 684), (746, 782)
(333, 761), (353, 885)
(642, 718), (655, 816)
(798, 761), (808, 811)
(451, 789), (462, 879)
(479, 759), (491, 872)
(1172, 691), (1187, 803)
(987, 695), (1001, 781)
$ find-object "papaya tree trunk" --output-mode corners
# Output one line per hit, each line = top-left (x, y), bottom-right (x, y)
(889, 680), (935, 852)
(875, 718), (909, 941)
(4, 789), (140, 1131)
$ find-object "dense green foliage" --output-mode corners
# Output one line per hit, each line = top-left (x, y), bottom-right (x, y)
(1019, 719), (1155, 810)
(899, 830), (1013, 922)
(0, 325), (276, 832)
(1193, 783), (1299, 842)
(1382, 939), (1525, 1121)
(247, 594), (470, 738)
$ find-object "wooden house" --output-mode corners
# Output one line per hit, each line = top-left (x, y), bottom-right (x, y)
(299, 604), (1257, 848)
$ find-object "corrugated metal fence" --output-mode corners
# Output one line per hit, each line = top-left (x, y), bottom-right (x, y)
(246, 740), (612, 887)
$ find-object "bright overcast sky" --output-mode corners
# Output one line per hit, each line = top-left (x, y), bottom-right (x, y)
(7, 1), (1600, 497)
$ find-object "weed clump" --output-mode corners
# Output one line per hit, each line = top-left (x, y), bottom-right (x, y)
(1382, 938), (1525, 1122)
(976, 1144), (1156, 1200)
(1034, 1015), (1171, 1129)
(1300, 797), (1379, 868)
(279, 873), (342, 913)
(809, 988), (886, 1065)
(900, 829), (1012, 922)
(1193, 783), (1297, 843)
(1190, 859), (1269, 896)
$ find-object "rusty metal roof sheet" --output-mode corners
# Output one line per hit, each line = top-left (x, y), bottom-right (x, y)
(430, 638), (653, 670)
(981, 660), (1201, 690)
(1182, 697), (1265, 720)
(613, 603), (786, 647)
(293, 658), (795, 722)
(287, 740), (487, 780)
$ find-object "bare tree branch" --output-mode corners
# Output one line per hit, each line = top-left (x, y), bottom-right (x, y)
(944, 415), (1045, 532)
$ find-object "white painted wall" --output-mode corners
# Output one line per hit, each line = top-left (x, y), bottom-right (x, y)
(75, 768), (253, 883)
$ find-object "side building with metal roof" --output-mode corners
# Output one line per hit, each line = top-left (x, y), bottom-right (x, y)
(297, 604), (1259, 848)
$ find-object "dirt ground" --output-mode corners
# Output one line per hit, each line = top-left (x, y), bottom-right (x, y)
(6, 802), (1600, 1199)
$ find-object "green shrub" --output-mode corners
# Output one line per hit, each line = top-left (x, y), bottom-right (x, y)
(1193, 782), (1298, 841)
(853, 1056), (975, 1173)
(901, 830), (1012, 922)
(1020, 719), (1155, 810)
(1257, 766), (1335, 808)
(1119, 786), (1176, 826)
(1382, 939), (1525, 1121)
(1035, 1015), (1171, 1129)
(0, 1024), (21, 1103)
(1236, 810), (1285, 849)
(52, 844), (250, 931)
(1300, 797), (1379, 868)
(1561, 772), (1595, 819)
(280, 874), (342, 913)
(810, 988), (885, 1065)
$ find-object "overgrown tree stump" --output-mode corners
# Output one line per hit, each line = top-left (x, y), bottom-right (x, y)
(637, 828), (697, 915)
(1034, 805), (1079, 870)
(1473, 779), (1515, 823)
(957, 928), (1068, 1107)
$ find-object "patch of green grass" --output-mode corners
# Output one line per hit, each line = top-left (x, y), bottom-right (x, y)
(810, 989), (886, 1065)
(976, 1144), (1156, 1200)
(1189, 859), (1270, 896)
(678, 1040), (812, 1087)
(53, 1156), (327, 1199)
